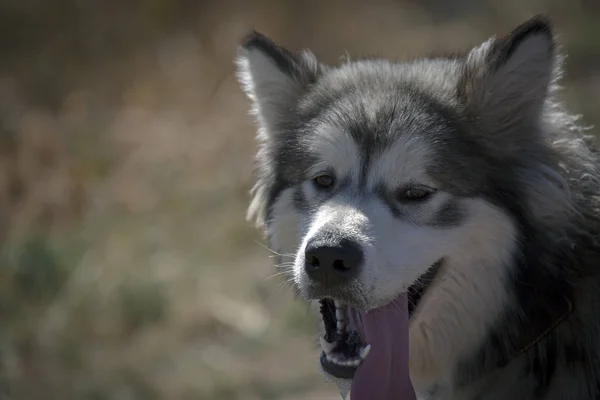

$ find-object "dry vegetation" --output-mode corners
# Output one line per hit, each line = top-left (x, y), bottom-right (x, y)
(0, 1), (598, 399)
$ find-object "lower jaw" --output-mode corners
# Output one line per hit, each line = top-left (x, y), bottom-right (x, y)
(320, 351), (359, 379)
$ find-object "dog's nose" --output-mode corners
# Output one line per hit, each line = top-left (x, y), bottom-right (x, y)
(304, 237), (363, 286)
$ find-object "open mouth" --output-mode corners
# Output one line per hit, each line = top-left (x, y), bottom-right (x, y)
(319, 299), (371, 379)
(318, 260), (442, 382)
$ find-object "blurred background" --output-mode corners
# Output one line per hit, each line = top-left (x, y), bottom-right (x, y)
(0, 1), (598, 399)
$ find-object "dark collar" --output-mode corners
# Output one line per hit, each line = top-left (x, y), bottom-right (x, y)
(498, 294), (573, 368)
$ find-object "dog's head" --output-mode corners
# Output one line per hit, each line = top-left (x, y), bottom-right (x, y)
(236, 15), (572, 393)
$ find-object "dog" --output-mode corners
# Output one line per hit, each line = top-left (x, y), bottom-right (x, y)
(235, 14), (600, 399)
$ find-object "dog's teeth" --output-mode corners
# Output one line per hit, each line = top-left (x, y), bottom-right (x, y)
(335, 308), (344, 321)
(337, 321), (345, 331)
(352, 358), (361, 367)
(326, 353), (333, 362)
(334, 300), (341, 308)
(360, 344), (372, 360)
(320, 336), (336, 353)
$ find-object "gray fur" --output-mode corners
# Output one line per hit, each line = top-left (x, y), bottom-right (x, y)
(236, 15), (600, 399)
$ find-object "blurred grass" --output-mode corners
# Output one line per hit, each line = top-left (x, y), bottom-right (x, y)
(0, 1), (598, 399)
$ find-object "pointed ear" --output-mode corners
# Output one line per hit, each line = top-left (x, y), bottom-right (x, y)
(458, 15), (557, 129)
(235, 32), (321, 138)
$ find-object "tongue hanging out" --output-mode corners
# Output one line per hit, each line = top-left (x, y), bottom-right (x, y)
(349, 295), (416, 399)
(318, 262), (442, 398)
(319, 296), (416, 399)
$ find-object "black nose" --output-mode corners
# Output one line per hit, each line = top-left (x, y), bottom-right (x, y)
(304, 237), (363, 286)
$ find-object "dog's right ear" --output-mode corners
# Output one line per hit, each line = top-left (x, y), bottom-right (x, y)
(235, 32), (321, 138)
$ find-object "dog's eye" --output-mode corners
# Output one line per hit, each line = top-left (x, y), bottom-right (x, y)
(396, 186), (435, 202)
(313, 174), (335, 190)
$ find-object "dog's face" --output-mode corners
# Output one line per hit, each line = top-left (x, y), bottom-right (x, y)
(237, 18), (558, 310)
(236, 16), (567, 390)
(268, 86), (516, 310)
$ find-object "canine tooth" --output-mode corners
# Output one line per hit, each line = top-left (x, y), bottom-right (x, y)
(360, 344), (372, 360)
(326, 353), (333, 362)
(334, 300), (341, 308)
(336, 308), (344, 321)
(352, 358), (361, 366)
(320, 336), (336, 353)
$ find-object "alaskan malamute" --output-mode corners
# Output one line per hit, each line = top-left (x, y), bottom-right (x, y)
(236, 15), (600, 399)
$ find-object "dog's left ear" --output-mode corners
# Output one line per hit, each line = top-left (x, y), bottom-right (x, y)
(235, 32), (321, 138)
(458, 15), (558, 130)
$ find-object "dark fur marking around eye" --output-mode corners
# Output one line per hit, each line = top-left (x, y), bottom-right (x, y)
(375, 185), (404, 219)
(429, 198), (465, 227)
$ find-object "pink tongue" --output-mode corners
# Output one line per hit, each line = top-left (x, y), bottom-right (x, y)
(348, 295), (416, 400)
